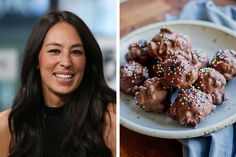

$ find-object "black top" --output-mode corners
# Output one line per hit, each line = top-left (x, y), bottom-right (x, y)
(43, 105), (65, 157)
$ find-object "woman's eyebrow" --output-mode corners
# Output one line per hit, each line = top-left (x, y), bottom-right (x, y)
(46, 42), (84, 49)
(71, 43), (84, 49)
(46, 42), (62, 47)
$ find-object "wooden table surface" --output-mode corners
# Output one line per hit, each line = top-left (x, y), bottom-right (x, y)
(120, 0), (236, 157)
(120, 0), (236, 37)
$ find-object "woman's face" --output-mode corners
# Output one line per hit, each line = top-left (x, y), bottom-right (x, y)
(38, 22), (86, 105)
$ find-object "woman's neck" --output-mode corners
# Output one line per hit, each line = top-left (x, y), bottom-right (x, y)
(43, 92), (68, 108)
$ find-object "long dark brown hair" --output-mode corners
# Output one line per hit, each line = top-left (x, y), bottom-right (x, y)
(8, 11), (116, 157)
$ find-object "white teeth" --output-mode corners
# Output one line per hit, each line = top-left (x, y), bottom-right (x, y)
(55, 74), (72, 79)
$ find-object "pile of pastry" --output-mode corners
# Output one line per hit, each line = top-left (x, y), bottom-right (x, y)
(120, 27), (236, 127)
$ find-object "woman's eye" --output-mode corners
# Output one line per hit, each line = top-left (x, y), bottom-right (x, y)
(48, 49), (60, 54)
(71, 50), (84, 55)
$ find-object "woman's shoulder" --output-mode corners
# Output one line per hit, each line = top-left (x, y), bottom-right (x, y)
(104, 103), (116, 157)
(105, 103), (116, 128)
(106, 103), (116, 116)
(104, 103), (116, 133)
(0, 109), (11, 130)
(0, 109), (11, 156)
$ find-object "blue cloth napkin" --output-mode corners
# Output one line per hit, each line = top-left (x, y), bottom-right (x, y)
(165, 1), (236, 157)
(165, 0), (236, 30)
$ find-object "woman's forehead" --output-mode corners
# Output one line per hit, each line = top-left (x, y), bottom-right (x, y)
(43, 22), (83, 47)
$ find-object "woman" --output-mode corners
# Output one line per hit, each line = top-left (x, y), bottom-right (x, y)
(0, 11), (116, 157)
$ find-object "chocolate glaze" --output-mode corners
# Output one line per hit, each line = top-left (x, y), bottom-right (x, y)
(150, 60), (164, 78)
(168, 87), (216, 127)
(193, 49), (209, 68)
(211, 49), (236, 80)
(120, 61), (149, 94)
(194, 67), (227, 105)
(148, 27), (192, 61)
(160, 54), (200, 89)
(125, 40), (152, 65)
(135, 77), (171, 112)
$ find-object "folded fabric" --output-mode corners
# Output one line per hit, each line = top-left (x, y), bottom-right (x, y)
(165, 0), (236, 157)
(165, 0), (236, 30)
(179, 125), (235, 157)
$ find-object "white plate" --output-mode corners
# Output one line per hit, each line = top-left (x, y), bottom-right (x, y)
(120, 21), (236, 139)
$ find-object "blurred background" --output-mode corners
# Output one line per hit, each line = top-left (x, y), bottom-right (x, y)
(0, 0), (116, 111)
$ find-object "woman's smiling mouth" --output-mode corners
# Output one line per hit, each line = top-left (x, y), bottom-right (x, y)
(53, 73), (73, 80)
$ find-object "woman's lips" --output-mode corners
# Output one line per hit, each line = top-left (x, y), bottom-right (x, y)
(54, 73), (73, 79)
(53, 73), (74, 84)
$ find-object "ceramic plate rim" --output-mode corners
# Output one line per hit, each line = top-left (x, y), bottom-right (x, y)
(120, 20), (236, 139)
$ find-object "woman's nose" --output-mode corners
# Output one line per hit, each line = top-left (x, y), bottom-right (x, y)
(59, 53), (72, 68)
